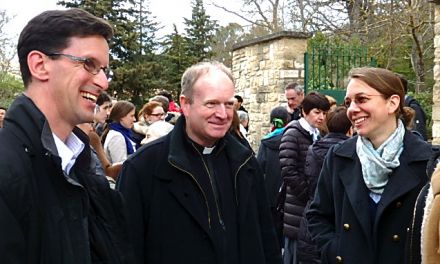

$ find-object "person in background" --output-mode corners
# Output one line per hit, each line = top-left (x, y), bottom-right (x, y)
(0, 106), (6, 128)
(325, 95), (337, 111)
(307, 67), (431, 264)
(298, 106), (352, 263)
(132, 100), (164, 144)
(279, 91), (330, 264)
(138, 101), (173, 145)
(151, 94), (181, 124)
(102, 100), (137, 164)
(158, 90), (180, 112)
(117, 61), (281, 264)
(142, 120), (174, 145)
(0, 8), (133, 263)
(237, 110), (249, 140)
(257, 106), (291, 246)
(94, 91), (112, 136)
(234, 95), (248, 113)
(77, 122), (122, 186)
(397, 74), (428, 140)
(230, 110), (253, 151)
(284, 82), (304, 121)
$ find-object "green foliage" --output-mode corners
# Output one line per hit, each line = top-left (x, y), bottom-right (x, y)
(160, 25), (193, 98)
(183, 0), (219, 63)
(211, 23), (246, 68)
(57, 0), (162, 108)
(0, 73), (24, 108)
(306, 33), (374, 94)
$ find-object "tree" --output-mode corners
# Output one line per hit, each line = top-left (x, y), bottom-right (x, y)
(161, 24), (193, 96)
(184, 0), (219, 63)
(57, 0), (165, 107)
(211, 23), (246, 67)
(211, 0), (283, 34)
(0, 9), (16, 74)
(0, 9), (23, 107)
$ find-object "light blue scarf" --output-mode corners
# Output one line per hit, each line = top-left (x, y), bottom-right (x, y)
(356, 119), (405, 198)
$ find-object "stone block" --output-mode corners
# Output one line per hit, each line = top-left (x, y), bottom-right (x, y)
(280, 70), (299, 79)
(432, 104), (440, 120)
(294, 60), (305, 69)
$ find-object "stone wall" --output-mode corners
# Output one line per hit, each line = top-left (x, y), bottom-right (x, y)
(232, 31), (310, 151)
(433, 4), (440, 144)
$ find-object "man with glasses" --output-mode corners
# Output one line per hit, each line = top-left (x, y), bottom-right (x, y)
(117, 61), (281, 264)
(0, 9), (133, 263)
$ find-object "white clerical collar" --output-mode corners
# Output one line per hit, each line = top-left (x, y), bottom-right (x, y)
(203, 146), (215, 155)
(52, 132), (85, 175)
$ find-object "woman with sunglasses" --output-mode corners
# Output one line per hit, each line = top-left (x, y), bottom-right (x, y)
(306, 67), (431, 264)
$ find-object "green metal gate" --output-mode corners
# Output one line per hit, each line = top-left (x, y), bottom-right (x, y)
(304, 44), (376, 104)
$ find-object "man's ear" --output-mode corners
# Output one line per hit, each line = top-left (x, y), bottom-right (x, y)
(27, 51), (50, 82)
(180, 95), (190, 116)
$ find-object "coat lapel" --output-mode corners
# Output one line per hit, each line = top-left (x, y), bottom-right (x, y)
(167, 173), (213, 239)
(338, 156), (373, 245)
(375, 151), (423, 225)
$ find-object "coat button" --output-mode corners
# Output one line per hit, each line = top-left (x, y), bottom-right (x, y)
(392, 235), (400, 242)
(336, 256), (343, 263)
(343, 223), (350, 231)
(396, 201), (403, 208)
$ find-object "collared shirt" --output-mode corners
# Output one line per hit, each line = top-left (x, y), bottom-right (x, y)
(298, 117), (320, 142)
(52, 132), (85, 175)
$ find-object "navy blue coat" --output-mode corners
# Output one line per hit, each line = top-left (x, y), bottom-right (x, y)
(306, 131), (431, 264)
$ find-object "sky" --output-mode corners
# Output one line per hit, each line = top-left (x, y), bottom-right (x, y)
(3, 0), (246, 40)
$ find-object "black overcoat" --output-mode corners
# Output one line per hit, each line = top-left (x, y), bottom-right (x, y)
(117, 117), (281, 264)
(0, 95), (133, 263)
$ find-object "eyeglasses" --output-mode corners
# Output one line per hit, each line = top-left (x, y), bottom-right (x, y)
(344, 94), (383, 108)
(150, 113), (166, 117)
(45, 53), (113, 81)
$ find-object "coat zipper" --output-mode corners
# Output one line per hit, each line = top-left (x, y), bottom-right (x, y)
(234, 154), (253, 205)
(191, 143), (225, 230)
(169, 160), (212, 228)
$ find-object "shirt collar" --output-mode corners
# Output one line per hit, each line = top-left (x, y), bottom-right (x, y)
(299, 117), (320, 141)
(52, 132), (85, 175)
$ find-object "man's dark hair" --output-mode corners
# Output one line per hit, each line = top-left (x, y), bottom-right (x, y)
(234, 95), (243, 103)
(150, 95), (169, 113)
(270, 106), (290, 127)
(285, 82), (297, 90)
(326, 106), (351, 134)
(301, 91), (330, 115)
(96, 91), (112, 106)
(157, 91), (173, 102)
(17, 8), (114, 87)
(0, 106), (7, 111)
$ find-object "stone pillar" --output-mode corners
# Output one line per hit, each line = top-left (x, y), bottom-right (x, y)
(433, 4), (440, 144)
(232, 31), (311, 150)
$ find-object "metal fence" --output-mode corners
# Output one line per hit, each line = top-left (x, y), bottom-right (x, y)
(304, 44), (376, 104)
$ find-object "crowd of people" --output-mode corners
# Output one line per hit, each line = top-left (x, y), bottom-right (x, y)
(0, 7), (439, 264)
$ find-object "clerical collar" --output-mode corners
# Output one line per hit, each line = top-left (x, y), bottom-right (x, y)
(184, 134), (222, 156)
(203, 146), (215, 155)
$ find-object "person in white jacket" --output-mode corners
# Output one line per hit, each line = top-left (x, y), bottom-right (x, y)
(102, 100), (136, 164)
